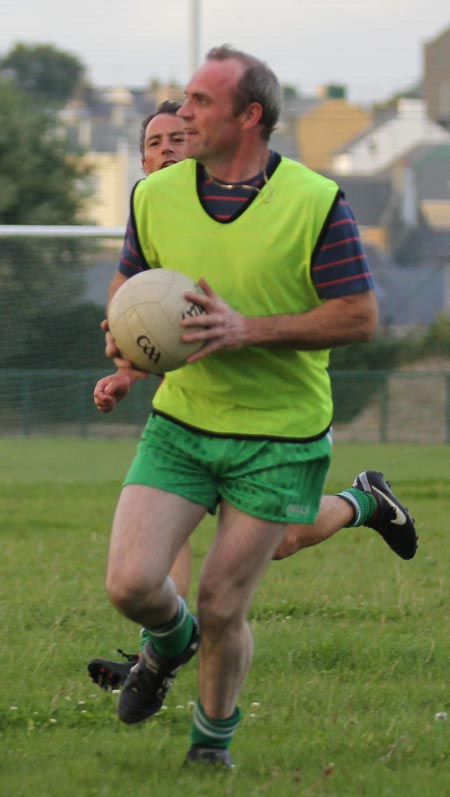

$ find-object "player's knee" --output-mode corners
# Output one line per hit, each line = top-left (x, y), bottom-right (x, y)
(272, 538), (294, 560)
(105, 571), (159, 616)
(197, 581), (243, 631)
(272, 527), (302, 559)
(105, 576), (136, 614)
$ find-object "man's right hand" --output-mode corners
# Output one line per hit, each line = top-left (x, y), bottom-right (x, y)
(94, 369), (137, 413)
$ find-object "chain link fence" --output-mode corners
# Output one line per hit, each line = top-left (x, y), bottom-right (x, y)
(1, 227), (449, 443)
(1, 367), (449, 442)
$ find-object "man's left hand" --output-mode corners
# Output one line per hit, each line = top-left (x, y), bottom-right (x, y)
(182, 278), (249, 362)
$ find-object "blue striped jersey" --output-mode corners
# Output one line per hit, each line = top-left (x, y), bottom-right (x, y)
(118, 155), (373, 300)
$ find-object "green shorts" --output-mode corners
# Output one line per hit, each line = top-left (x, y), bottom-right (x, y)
(124, 413), (332, 524)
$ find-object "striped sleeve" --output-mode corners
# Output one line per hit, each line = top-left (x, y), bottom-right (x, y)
(118, 215), (149, 277)
(312, 198), (374, 299)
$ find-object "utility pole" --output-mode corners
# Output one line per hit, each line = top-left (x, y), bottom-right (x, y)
(189, 0), (201, 76)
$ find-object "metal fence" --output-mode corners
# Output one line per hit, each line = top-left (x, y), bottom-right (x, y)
(331, 369), (450, 444)
(1, 226), (449, 443)
(1, 367), (449, 443)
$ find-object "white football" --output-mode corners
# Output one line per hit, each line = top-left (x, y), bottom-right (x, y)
(108, 269), (207, 374)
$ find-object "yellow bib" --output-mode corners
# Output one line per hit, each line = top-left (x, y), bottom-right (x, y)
(133, 157), (338, 439)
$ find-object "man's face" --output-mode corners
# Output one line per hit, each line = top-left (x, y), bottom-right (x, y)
(177, 58), (246, 165)
(141, 113), (186, 175)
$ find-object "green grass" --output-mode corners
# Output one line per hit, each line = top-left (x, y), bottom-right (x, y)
(1, 438), (449, 796)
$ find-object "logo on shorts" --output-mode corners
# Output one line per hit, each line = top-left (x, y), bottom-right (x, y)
(286, 503), (310, 516)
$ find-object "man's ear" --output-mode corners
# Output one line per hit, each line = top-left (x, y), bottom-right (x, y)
(241, 102), (263, 131)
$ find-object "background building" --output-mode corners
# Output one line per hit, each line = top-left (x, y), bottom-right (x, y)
(424, 24), (450, 128)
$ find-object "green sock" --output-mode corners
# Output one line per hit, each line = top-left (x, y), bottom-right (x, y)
(140, 626), (151, 652)
(190, 700), (242, 750)
(337, 487), (377, 527)
(140, 596), (195, 659)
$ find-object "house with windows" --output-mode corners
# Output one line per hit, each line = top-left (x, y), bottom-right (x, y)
(330, 98), (449, 176)
(295, 90), (372, 172)
(424, 24), (450, 129)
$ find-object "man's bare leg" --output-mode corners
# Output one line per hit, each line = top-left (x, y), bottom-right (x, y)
(196, 501), (289, 719)
(170, 542), (192, 599)
(106, 485), (204, 626)
(274, 471), (418, 561)
(274, 494), (353, 559)
(88, 474), (416, 689)
(106, 485), (204, 724)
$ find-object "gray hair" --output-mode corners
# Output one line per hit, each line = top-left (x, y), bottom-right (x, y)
(206, 44), (281, 141)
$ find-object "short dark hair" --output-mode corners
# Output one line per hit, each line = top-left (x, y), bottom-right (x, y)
(139, 100), (182, 156)
(206, 45), (281, 141)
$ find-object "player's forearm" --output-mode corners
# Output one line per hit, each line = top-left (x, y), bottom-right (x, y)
(115, 365), (148, 385)
(107, 271), (128, 309)
(244, 292), (378, 350)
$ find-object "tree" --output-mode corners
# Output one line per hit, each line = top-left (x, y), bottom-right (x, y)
(0, 82), (90, 225)
(0, 42), (85, 105)
(0, 82), (101, 368)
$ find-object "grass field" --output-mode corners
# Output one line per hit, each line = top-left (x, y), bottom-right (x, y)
(1, 438), (449, 796)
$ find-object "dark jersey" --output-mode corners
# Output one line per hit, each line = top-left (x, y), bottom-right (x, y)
(118, 154), (374, 300)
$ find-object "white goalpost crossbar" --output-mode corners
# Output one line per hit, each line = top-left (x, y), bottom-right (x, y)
(0, 225), (124, 238)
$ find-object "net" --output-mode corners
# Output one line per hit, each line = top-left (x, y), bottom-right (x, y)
(0, 226), (449, 442)
(0, 227), (160, 437)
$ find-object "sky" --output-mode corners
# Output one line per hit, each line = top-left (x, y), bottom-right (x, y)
(1, 0), (450, 105)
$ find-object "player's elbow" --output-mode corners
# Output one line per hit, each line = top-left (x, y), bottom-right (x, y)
(353, 291), (379, 342)
(359, 316), (377, 342)
(363, 306), (379, 341)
